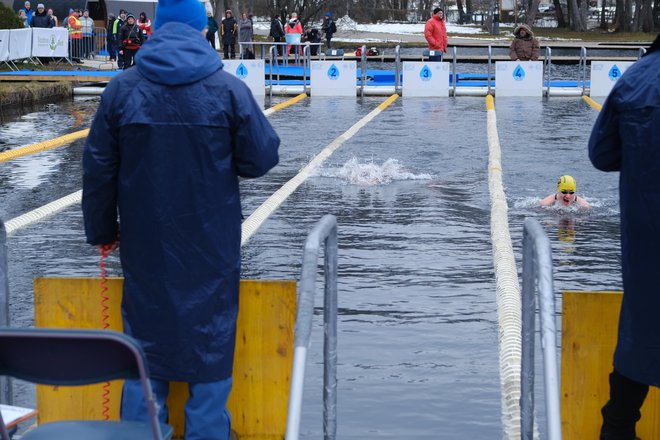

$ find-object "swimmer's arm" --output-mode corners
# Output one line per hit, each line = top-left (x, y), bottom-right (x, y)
(576, 196), (592, 209)
(539, 194), (555, 207)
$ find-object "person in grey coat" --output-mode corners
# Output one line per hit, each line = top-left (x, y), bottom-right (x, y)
(588, 34), (660, 440)
(238, 12), (253, 58)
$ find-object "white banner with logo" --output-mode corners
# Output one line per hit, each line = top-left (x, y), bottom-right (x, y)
(589, 61), (634, 97)
(31, 27), (68, 57)
(8, 28), (32, 61)
(402, 61), (450, 97)
(221, 59), (265, 97)
(0, 30), (9, 62)
(495, 61), (543, 97)
(310, 61), (356, 96)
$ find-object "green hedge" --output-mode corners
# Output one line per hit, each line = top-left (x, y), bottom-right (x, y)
(0, 3), (23, 30)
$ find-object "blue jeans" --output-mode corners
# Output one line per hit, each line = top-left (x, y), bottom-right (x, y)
(121, 377), (233, 440)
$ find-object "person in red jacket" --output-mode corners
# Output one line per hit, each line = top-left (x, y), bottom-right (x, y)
(424, 7), (447, 61)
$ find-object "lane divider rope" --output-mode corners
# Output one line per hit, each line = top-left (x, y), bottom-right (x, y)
(485, 95), (522, 440)
(3, 94), (310, 235)
(241, 93), (400, 246)
(582, 95), (602, 111)
(0, 129), (90, 164)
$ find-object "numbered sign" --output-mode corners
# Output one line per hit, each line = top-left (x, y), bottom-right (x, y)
(495, 61), (543, 97)
(402, 62), (450, 97)
(310, 60), (357, 96)
(221, 59), (265, 97)
(590, 61), (634, 97)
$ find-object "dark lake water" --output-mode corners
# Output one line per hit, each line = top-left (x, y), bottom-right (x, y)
(0, 93), (620, 438)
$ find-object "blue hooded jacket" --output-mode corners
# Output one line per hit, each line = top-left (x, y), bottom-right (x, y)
(588, 41), (660, 387)
(82, 22), (280, 382)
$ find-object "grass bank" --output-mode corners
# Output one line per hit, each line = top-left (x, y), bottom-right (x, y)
(0, 82), (72, 109)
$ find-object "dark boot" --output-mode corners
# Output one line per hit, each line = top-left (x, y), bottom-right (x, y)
(600, 370), (649, 440)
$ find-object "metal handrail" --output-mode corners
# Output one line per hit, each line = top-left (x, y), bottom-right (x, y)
(520, 217), (561, 440)
(452, 46), (457, 96)
(268, 45), (276, 100)
(303, 45), (311, 94)
(285, 215), (338, 440)
(0, 220), (12, 405)
(580, 47), (588, 95)
(360, 45), (367, 98)
(545, 46), (552, 97)
(394, 45), (401, 95)
(487, 45), (493, 94)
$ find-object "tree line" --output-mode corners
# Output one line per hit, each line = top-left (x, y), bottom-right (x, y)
(209, 0), (657, 32)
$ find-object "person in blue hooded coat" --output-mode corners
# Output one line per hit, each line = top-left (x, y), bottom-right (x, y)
(81, 0), (280, 437)
(589, 34), (660, 440)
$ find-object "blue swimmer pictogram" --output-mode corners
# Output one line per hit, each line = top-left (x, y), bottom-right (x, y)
(513, 64), (525, 81)
(420, 65), (432, 81)
(236, 63), (248, 79)
(327, 64), (339, 80)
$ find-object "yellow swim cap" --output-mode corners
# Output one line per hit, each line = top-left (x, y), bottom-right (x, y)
(557, 175), (576, 193)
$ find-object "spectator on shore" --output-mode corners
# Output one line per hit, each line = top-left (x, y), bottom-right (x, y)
(47, 8), (57, 26)
(137, 12), (152, 40)
(31, 3), (54, 28)
(424, 7), (447, 61)
(589, 34), (660, 440)
(509, 24), (540, 61)
(113, 10), (127, 68)
(321, 12), (336, 49)
(106, 13), (117, 61)
(67, 8), (83, 63)
(221, 9), (237, 59)
(302, 24), (321, 56)
(206, 10), (219, 48)
(285, 12), (302, 55)
(19, 1), (34, 26)
(80, 9), (95, 59)
(269, 14), (284, 56)
(118, 14), (143, 68)
(238, 11), (253, 58)
(18, 9), (28, 27)
(539, 175), (591, 209)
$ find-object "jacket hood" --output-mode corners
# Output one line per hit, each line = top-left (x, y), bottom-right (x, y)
(513, 24), (534, 39)
(136, 22), (222, 86)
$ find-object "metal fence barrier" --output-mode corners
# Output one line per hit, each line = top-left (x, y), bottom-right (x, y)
(285, 214), (337, 440)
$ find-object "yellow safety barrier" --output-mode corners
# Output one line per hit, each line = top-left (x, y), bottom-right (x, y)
(0, 129), (89, 164)
(34, 277), (296, 440)
(561, 291), (660, 439)
(582, 95), (603, 111)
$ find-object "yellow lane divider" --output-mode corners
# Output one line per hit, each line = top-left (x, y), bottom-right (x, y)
(582, 95), (602, 111)
(0, 129), (90, 164)
(4, 94), (311, 234)
(263, 93), (307, 116)
(0, 94), (309, 165)
(241, 93), (400, 246)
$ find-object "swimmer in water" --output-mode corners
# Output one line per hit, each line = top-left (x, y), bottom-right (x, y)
(539, 175), (592, 209)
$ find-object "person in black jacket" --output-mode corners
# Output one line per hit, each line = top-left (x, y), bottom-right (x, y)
(321, 12), (336, 49)
(30, 3), (54, 28)
(302, 25), (321, 56)
(269, 14), (284, 56)
(220, 9), (237, 59)
(118, 14), (143, 69)
(106, 13), (117, 61)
